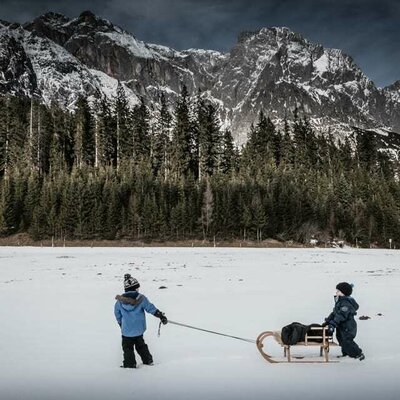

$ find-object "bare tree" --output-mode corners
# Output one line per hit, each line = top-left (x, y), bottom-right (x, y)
(201, 178), (214, 240)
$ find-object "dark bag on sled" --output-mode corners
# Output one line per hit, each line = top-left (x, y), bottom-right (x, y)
(281, 322), (309, 345)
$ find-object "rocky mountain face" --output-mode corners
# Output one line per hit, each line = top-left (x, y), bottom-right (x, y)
(0, 23), (36, 96)
(383, 81), (400, 133)
(0, 10), (399, 143)
(211, 28), (400, 140)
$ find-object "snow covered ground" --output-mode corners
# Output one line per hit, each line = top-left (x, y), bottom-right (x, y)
(0, 247), (399, 400)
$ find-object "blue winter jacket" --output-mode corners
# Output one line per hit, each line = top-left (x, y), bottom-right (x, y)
(114, 291), (158, 337)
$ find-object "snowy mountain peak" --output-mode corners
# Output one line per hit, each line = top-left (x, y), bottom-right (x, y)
(263, 26), (306, 42)
(237, 26), (307, 47)
(386, 80), (400, 92)
(24, 10), (122, 48)
(31, 12), (70, 26)
(78, 10), (99, 22)
(72, 10), (117, 34)
(384, 80), (400, 106)
(0, 11), (399, 141)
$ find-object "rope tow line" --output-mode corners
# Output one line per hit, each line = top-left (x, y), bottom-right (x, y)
(158, 320), (256, 344)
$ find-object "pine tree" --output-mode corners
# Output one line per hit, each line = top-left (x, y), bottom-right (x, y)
(201, 179), (214, 239)
(256, 112), (275, 160)
(171, 85), (194, 179)
(0, 97), (11, 178)
(97, 97), (116, 166)
(0, 173), (17, 234)
(220, 129), (235, 174)
(132, 97), (150, 161)
(74, 96), (95, 167)
(202, 103), (221, 177)
(251, 192), (267, 241)
(49, 105), (69, 174)
(152, 93), (172, 179)
(114, 82), (131, 166)
(0, 97), (29, 177)
(104, 182), (121, 240)
(11, 167), (28, 232)
(281, 118), (295, 167)
(127, 191), (141, 239)
(38, 104), (55, 174)
(356, 130), (377, 172)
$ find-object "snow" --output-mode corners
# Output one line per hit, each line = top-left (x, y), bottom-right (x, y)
(146, 84), (178, 96)
(0, 25), (143, 110)
(0, 247), (399, 400)
(314, 53), (329, 75)
(147, 43), (183, 59)
(4, 28), (100, 109)
(89, 69), (140, 107)
(184, 48), (226, 58)
(371, 127), (390, 137)
(299, 83), (330, 104)
(384, 83), (400, 104)
(98, 32), (157, 59)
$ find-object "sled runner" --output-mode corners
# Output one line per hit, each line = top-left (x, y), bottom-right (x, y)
(256, 327), (339, 363)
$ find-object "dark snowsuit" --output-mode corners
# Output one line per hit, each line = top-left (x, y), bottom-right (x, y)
(326, 296), (363, 358)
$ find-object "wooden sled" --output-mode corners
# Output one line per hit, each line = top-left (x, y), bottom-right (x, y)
(256, 327), (339, 363)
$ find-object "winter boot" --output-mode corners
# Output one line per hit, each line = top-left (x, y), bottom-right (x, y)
(120, 363), (136, 368)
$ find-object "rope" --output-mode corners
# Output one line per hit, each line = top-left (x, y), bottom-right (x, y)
(158, 321), (162, 337)
(158, 320), (256, 344)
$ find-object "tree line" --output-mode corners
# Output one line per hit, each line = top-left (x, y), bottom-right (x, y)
(0, 85), (399, 247)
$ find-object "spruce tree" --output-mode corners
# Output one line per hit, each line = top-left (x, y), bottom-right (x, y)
(74, 96), (95, 167)
(251, 193), (267, 242)
(152, 93), (172, 179)
(201, 179), (214, 239)
(132, 97), (150, 161)
(98, 97), (116, 166)
(356, 130), (377, 172)
(220, 129), (235, 175)
(202, 103), (221, 177)
(114, 82), (131, 166)
(0, 174), (17, 234)
(171, 85), (194, 179)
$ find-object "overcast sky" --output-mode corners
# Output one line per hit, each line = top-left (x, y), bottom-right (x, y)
(1, 0), (398, 87)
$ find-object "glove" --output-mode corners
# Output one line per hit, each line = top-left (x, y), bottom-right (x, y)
(322, 316), (334, 327)
(326, 324), (335, 336)
(154, 310), (168, 325)
(324, 320), (336, 336)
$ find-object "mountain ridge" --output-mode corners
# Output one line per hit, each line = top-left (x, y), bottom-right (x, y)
(0, 10), (399, 143)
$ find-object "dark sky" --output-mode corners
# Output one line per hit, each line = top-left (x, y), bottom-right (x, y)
(1, 0), (399, 87)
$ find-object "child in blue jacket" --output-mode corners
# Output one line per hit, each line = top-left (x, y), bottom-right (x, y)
(114, 274), (168, 368)
(324, 282), (365, 360)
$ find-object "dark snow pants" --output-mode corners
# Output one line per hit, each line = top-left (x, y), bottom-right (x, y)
(336, 329), (362, 358)
(122, 335), (153, 367)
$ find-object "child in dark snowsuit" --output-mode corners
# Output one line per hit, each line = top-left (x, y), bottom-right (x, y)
(114, 274), (168, 368)
(324, 282), (365, 360)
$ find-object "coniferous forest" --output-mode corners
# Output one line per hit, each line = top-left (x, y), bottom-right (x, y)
(0, 84), (399, 247)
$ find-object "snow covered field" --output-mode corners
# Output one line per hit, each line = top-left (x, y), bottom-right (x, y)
(0, 247), (399, 400)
